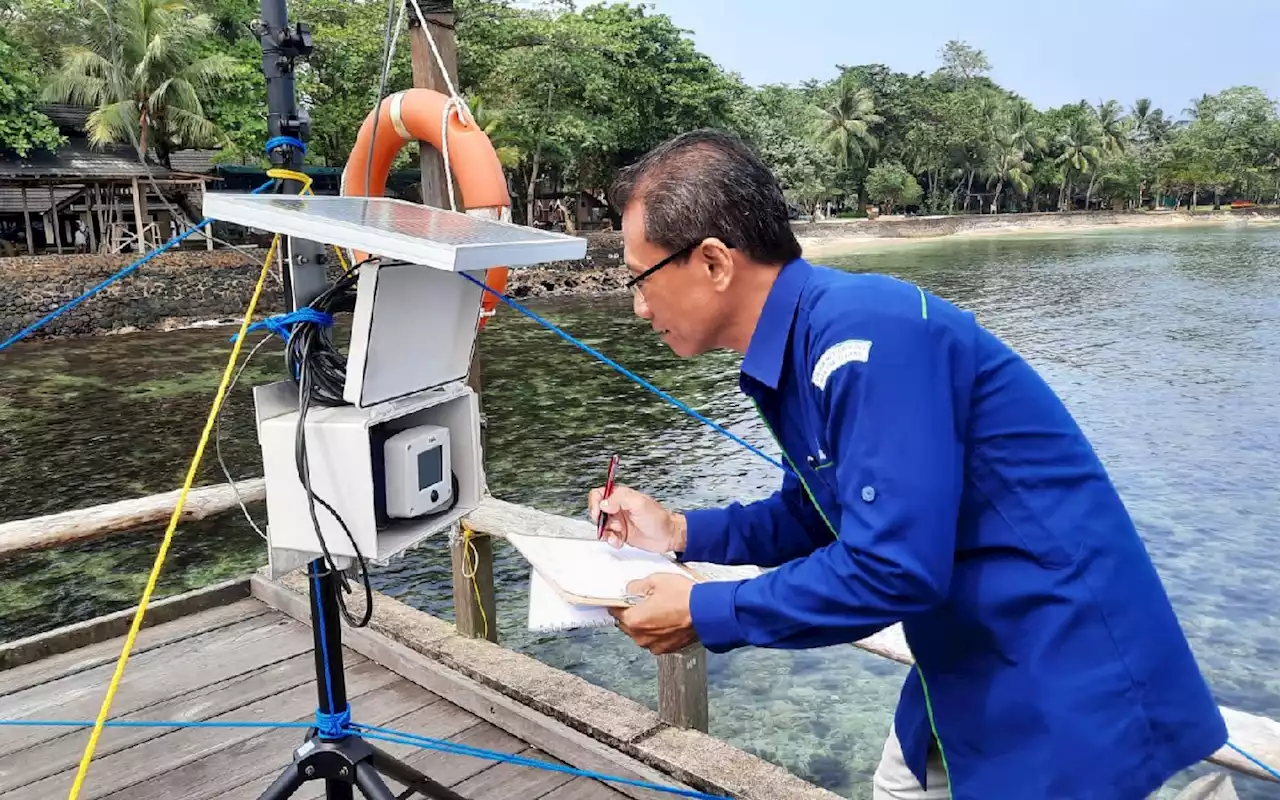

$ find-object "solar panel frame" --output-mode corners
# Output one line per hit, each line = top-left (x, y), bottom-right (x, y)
(202, 193), (587, 270)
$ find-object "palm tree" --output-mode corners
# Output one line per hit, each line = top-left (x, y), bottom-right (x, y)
(1055, 112), (1103, 211)
(42, 0), (237, 166)
(1129, 98), (1170, 145)
(1095, 100), (1129, 155)
(810, 74), (882, 206)
(984, 134), (1033, 213)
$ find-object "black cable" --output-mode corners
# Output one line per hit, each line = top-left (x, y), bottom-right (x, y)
(287, 261), (372, 627)
(283, 257), (431, 627)
(285, 265), (360, 406)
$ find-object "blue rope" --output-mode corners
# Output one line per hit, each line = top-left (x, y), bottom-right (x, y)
(1, 715), (1275, 791)
(0, 179), (275, 353)
(1228, 741), (1280, 781)
(0, 717), (723, 797)
(456, 271), (789, 473)
(354, 725), (725, 798)
(230, 307), (333, 343)
(315, 707), (351, 740)
(265, 135), (307, 155)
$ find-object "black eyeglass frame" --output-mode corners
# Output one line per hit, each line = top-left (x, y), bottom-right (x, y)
(623, 238), (733, 292)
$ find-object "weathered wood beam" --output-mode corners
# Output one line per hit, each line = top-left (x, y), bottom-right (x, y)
(452, 525), (497, 642)
(0, 479), (265, 557)
(21, 185), (34, 255)
(658, 646), (709, 732)
(0, 577), (253, 671)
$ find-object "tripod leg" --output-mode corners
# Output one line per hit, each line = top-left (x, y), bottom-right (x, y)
(352, 765), (399, 800)
(368, 746), (470, 800)
(257, 764), (306, 800)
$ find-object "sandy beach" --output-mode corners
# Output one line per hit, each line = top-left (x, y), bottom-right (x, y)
(794, 207), (1280, 258)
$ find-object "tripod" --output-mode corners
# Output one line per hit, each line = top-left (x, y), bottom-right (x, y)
(257, 562), (470, 800)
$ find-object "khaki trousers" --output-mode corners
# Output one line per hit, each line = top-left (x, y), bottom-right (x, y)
(872, 725), (951, 800)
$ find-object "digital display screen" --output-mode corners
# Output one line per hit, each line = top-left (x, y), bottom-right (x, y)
(417, 445), (443, 491)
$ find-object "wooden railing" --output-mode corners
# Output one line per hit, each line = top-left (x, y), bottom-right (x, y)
(1, 482), (1278, 786)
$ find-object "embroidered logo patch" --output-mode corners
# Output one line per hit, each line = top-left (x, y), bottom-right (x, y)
(811, 339), (872, 390)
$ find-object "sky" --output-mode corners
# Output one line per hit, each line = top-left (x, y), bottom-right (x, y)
(633, 0), (1278, 119)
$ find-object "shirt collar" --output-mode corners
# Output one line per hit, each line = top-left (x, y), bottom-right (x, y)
(740, 257), (812, 390)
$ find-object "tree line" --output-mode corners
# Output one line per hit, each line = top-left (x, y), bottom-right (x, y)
(3, 0), (1278, 222)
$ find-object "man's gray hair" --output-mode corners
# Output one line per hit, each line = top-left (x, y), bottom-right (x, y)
(609, 129), (802, 266)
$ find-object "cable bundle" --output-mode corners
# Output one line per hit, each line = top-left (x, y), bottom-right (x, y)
(285, 266), (360, 407)
(285, 263), (373, 627)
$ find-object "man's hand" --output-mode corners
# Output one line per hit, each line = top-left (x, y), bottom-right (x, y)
(587, 485), (687, 553)
(608, 573), (698, 655)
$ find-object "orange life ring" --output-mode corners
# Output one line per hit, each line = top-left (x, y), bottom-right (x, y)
(341, 88), (511, 329)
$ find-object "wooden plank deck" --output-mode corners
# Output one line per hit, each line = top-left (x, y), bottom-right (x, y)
(0, 598), (637, 800)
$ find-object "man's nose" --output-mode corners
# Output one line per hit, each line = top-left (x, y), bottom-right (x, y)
(633, 289), (652, 319)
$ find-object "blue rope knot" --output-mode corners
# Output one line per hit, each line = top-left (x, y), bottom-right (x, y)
(265, 135), (307, 155)
(230, 307), (333, 343)
(315, 706), (352, 740)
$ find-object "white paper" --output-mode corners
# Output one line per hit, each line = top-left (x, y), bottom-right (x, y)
(505, 532), (689, 602)
(526, 569), (614, 632)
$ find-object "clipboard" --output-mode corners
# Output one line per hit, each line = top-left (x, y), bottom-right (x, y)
(505, 531), (707, 609)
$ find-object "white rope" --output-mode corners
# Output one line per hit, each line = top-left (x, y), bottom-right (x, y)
(404, 0), (471, 212)
(406, 0), (467, 115)
(441, 96), (461, 211)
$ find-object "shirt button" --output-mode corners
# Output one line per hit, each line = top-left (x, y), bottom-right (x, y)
(861, 486), (876, 502)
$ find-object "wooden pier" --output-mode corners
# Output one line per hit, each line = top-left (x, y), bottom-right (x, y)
(2, 483), (1279, 799)
(1, 585), (638, 800)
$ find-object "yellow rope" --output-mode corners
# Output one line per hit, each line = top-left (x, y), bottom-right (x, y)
(460, 523), (489, 639)
(65, 233), (282, 800)
(264, 168), (351, 272)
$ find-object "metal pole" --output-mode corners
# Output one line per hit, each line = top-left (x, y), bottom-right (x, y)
(256, 0), (324, 312)
(308, 561), (353, 800)
(257, 0), (312, 191)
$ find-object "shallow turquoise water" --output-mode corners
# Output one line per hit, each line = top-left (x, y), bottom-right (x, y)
(1, 226), (1278, 797)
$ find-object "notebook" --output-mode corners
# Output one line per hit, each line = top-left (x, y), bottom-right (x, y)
(527, 568), (614, 632)
(506, 531), (696, 607)
(509, 531), (766, 633)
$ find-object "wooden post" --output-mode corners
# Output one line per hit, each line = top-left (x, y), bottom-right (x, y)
(20, 186), (34, 254)
(131, 176), (146, 252)
(49, 185), (63, 253)
(658, 645), (709, 732)
(84, 185), (97, 253)
(202, 182), (214, 250)
(408, 0), (461, 212)
(409, 0), (497, 641)
(450, 523), (497, 643)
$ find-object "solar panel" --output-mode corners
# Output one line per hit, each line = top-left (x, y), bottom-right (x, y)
(202, 193), (587, 271)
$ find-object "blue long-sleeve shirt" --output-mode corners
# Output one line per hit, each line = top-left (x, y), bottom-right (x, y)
(681, 257), (1227, 799)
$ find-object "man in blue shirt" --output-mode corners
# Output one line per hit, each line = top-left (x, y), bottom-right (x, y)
(588, 130), (1228, 799)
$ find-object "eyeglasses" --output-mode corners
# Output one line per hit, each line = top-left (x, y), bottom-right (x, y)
(624, 243), (695, 298)
(625, 238), (733, 298)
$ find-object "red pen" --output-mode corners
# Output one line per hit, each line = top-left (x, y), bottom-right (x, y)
(597, 454), (619, 540)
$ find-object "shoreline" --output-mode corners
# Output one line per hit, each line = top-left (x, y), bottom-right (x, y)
(2, 208), (1278, 343)
(794, 207), (1280, 257)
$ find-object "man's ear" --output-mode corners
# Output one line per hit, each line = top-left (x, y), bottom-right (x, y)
(700, 237), (735, 291)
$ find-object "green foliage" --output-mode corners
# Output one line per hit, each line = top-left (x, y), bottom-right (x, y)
(40, 0), (238, 165)
(458, 0), (743, 218)
(7, 1), (1279, 215)
(733, 84), (836, 212)
(0, 28), (65, 156)
(864, 161), (921, 215)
